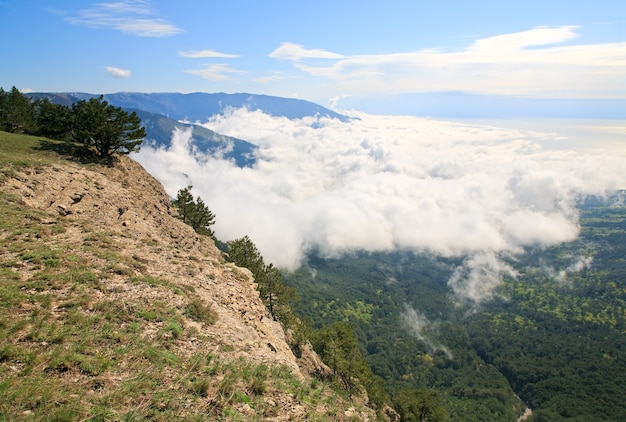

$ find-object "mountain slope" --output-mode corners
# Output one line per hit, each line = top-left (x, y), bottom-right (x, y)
(133, 109), (256, 167)
(28, 92), (351, 122)
(0, 132), (377, 421)
(27, 91), (352, 169)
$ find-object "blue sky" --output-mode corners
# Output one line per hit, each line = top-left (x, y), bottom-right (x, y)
(1, 0), (625, 117)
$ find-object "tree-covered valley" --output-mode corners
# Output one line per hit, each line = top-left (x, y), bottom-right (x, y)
(285, 193), (626, 421)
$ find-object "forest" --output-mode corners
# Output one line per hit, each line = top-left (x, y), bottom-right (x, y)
(285, 192), (626, 421)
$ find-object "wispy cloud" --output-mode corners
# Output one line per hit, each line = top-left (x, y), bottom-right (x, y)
(448, 251), (519, 304)
(401, 305), (453, 359)
(185, 64), (245, 81)
(270, 26), (626, 99)
(269, 42), (346, 61)
(179, 49), (239, 59)
(66, 0), (182, 37)
(253, 72), (288, 84)
(105, 66), (131, 78)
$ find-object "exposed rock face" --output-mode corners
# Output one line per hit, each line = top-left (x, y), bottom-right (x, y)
(2, 155), (379, 420)
(5, 157), (301, 373)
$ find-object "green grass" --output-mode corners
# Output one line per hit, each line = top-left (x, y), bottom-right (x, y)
(184, 297), (218, 325)
(0, 132), (72, 182)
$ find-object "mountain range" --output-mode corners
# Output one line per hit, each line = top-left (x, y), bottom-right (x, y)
(28, 91), (351, 168)
(28, 91), (350, 123)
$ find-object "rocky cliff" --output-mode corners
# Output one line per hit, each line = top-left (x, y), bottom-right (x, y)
(0, 140), (381, 420)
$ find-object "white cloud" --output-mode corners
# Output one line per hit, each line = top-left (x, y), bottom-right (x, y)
(66, 0), (182, 37)
(468, 25), (580, 52)
(269, 42), (346, 61)
(179, 49), (239, 59)
(401, 305), (453, 359)
(271, 26), (626, 99)
(448, 251), (519, 304)
(133, 110), (625, 302)
(105, 66), (131, 78)
(327, 94), (349, 110)
(542, 254), (594, 284)
(185, 64), (245, 81)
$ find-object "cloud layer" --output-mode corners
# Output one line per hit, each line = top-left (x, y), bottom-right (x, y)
(184, 64), (244, 81)
(134, 110), (625, 301)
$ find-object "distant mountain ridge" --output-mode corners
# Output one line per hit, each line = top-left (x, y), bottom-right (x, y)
(28, 91), (350, 123)
(28, 91), (351, 168)
(132, 109), (256, 168)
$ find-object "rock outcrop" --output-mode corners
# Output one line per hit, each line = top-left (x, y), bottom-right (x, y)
(1, 154), (379, 420)
(5, 157), (304, 373)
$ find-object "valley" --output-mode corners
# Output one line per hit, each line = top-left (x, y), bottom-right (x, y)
(285, 193), (626, 421)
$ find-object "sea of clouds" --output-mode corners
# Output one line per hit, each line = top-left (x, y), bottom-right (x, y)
(133, 109), (625, 302)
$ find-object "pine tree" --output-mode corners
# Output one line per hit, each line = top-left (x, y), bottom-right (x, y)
(226, 235), (264, 276)
(312, 322), (372, 397)
(172, 186), (216, 236)
(226, 237), (299, 324)
(33, 98), (72, 140)
(0, 88), (7, 130)
(71, 96), (145, 159)
(1, 86), (36, 134)
(393, 388), (449, 422)
(262, 263), (298, 324)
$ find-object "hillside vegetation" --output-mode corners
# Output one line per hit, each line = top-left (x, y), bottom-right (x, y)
(0, 131), (380, 421)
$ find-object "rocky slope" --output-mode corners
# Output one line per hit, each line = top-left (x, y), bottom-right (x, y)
(0, 142), (382, 420)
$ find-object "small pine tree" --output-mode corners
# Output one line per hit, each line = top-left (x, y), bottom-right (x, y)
(227, 235), (264, 276)
(172, 186), (216, 236)
(393, 388), (449, 422)
(262, 263), (298, 324)
(0, 88), (7, 130)
(226, 236), (299, 325)
(311, 321), (372, 397)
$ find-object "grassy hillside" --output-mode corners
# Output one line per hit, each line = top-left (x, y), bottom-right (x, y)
(0, 132), (377, 421)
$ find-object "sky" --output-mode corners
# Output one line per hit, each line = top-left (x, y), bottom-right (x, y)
(1, 0), (626, 118)
(2, 0), (626, 303)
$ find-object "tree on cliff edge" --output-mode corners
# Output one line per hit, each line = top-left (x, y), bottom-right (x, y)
(172, 186), (216, 237)
(71, 96), (145, 159)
